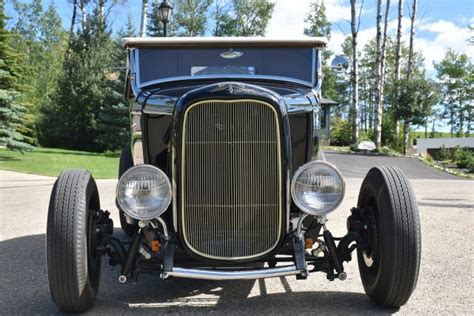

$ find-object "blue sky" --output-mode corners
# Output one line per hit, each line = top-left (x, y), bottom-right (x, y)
(6, 0), (473, 75)
(5, 0), (473, 76)
(5, 0), (472, 132)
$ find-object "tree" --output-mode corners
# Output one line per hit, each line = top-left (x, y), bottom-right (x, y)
(402, 0), (417, 154)
(173, 0), (211, 36)
(212, 0), (231, 36)
(10, 1), (67, 145)
(304, 0), (339, 104)
(218, 0), (275, 36)
(350, 0), (363, 144)
(69, 0), (77, 35)
(0, 0), (31, 152)
(40, 2), (128, 151)
(374, 0), (382, 146)
(435, 50), (474, 137)
(147, 0), (176, 36)
(393, 0), (403, 139)
(396, 77), (439, 134)
(304, 0), (331, 41)
(97, 16), (136, 151)
(140, 0), (148, 37)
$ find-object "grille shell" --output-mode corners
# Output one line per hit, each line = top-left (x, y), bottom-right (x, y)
(181, 99), (283, 260)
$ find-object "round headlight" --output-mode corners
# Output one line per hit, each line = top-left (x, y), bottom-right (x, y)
(116, 165), (172, 220)
(291, 161), (345, 216)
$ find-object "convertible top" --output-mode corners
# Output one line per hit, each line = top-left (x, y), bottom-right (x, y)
(122, 37), (328, 48)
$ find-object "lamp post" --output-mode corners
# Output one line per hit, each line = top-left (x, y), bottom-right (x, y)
(158, 0), (173, 37)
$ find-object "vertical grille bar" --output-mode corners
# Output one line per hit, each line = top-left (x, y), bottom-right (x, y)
(181, 99), (282, 260)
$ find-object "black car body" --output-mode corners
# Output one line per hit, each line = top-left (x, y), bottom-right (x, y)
(46, 37), (421, 313)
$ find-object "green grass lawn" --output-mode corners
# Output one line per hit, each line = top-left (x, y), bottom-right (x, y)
(0, 147), (119, 179)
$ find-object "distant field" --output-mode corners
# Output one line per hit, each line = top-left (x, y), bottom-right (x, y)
(0, 147), (119, 179)
(411, 131), (452, 138)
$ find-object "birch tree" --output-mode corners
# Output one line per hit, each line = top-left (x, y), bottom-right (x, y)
(374, 0), (382, 146)
(350, 0), (363, 144)
(403, 0), (417, 154)
(393, 0), (403, 138)
(80, 0), (87, 32)
(140, 0), (148, 37)
(374, 0), (390, 147)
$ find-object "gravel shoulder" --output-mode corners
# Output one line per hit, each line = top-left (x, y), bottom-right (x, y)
(0, 170), (473, 314)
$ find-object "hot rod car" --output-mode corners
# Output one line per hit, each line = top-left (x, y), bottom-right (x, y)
(46, 37), (421, 313)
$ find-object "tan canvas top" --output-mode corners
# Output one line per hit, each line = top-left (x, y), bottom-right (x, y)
(122, 37), (328, 48)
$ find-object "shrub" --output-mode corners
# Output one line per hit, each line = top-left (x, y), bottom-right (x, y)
(435, 145), (451, 161)
(453, 146), (470, 162)
(330, 118), (352, 146)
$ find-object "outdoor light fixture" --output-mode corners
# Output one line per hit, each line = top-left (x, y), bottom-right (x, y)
(158, 0), (173, 37)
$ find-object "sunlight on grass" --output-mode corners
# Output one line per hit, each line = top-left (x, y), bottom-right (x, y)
(0, 147), (119, 179)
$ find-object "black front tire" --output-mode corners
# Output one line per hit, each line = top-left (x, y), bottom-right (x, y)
(46, 169), (101, 313)
(357, 166), (421, 307)
(118, 143), (138, 236)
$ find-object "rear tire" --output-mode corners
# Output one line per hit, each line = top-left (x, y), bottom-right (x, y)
(46, 169), (101, 313)
(357, 166), (421, 307)
(118, 143), (138, 236)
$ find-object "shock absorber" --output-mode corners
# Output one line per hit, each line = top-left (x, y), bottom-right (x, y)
(323, 227), (346, 281)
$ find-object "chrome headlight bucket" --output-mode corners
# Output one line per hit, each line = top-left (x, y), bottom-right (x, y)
(116, 165), (172, 220)
(291, 160), (345, 216)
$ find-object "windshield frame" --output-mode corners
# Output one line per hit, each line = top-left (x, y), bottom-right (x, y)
(129, 47), (319, 91)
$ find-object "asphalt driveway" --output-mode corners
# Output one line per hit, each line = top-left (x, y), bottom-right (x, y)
(0, 156), (473, 314)
(325, 151), (460, 179)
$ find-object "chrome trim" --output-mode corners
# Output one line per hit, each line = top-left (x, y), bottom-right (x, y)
(130, 110), (144, 164)
(116, 165), (172, 220)
(290, 160), (346, 216)
(166, 265), (303, 280)
(181, 99), (283, 260)
(150, 217), (169, 239)
(296, 213), (309, 238)
(311, 48), (316, 88)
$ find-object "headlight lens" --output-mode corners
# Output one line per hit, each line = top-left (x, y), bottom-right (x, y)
(291, 161), (345, 216)
(116, 165), (172, 220)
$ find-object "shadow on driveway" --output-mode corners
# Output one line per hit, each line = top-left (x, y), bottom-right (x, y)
(0, 234), (398, 315)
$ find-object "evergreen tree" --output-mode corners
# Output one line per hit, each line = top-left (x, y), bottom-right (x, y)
(41, 2), (128, 151)
(97, 16), (136, 151)
(0, 0), (32, 152)
(147, 0), (176, 36)
(10, 1), (67, 145)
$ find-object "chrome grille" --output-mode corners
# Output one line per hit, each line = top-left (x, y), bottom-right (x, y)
(181, 99), (282, 260)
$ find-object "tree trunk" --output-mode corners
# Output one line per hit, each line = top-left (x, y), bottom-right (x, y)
(80, 0), (87, 33)
(407, 0), (417, 80)
(374, 0), (383, 147)
(403, 121), (409, 154)
(394, 0), (403, 139)
(70, 0), (77, 35)
(350, 0), (359, 145)
(140, 0), (148, 37)
(403, 0), (417, 155)
(98, 0), (105, 28)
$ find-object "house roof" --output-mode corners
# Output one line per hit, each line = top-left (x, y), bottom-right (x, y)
(122, 37), (328, 48)
(320, 97), (339, 106)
